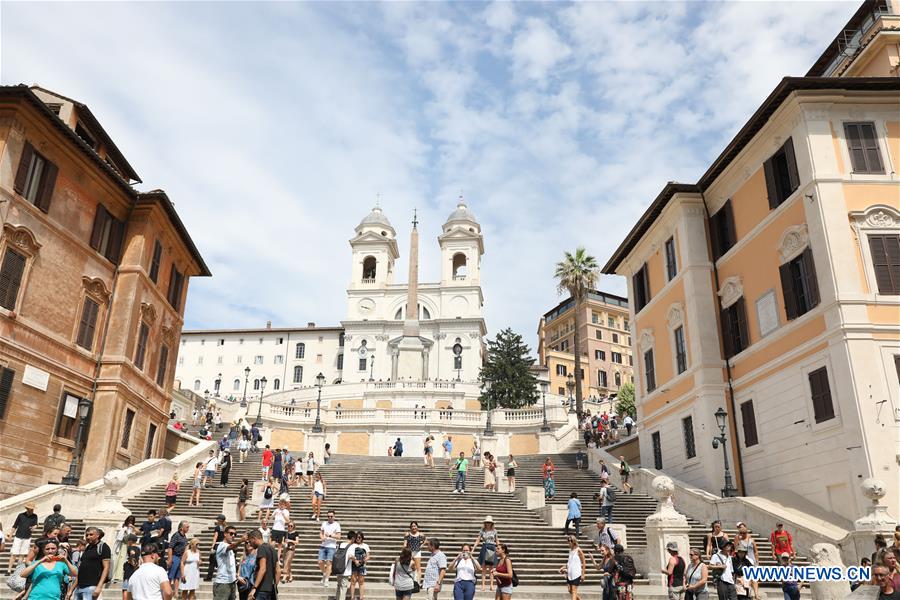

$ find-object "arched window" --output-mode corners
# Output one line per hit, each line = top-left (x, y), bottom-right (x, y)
(293, 365), (303, 383)
(295, 343), (305, 359)
(362, 256), (377, 281)
(395, 304), (431, 320)
(193, 379), (201, 391)
(452, 253), (468, 279)
(233, 379), (241, 391)
(421, 305), (431, 320)
(614, 372), (621, 387)
(273, 378), (280, 390)
(394, 307), (403, 320)
(253, 378), (260, 390)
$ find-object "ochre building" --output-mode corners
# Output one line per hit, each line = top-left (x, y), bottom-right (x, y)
(0, 85), (209, 497)
(604, 1), (900, 522)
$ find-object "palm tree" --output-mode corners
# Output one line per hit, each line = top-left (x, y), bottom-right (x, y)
(554, 247), (599, 415)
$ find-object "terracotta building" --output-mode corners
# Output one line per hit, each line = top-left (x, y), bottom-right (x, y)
(0, 85), (209, 497)
(537, 290), (634, 412)
(603, 0), (900, 522)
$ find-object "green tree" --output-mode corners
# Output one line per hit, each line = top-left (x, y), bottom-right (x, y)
(554, 246), (599, 415)
(615, 382), (636, 419)
(478, 328), (539, 409)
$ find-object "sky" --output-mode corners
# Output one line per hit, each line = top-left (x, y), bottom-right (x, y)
(2, 1), (858, 351)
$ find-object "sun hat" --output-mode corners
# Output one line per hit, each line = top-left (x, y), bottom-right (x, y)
(483, 516), (494, 523)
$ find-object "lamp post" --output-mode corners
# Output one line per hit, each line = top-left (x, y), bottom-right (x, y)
(482, 378), (494, 436)
(540, 380), (550, 432)
(253, 376), (267, 427)
(61, 397), (93, 485)
(566, 373), (576, 414)
(369, 356), (375, 382)
(712, 407), (739, 498)
(241, 366), (250, 408)
(312, 372), (325, 432)
(214, 373), (222, 397)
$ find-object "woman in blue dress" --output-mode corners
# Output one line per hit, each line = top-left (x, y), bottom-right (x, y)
(21, 539), (77, 600)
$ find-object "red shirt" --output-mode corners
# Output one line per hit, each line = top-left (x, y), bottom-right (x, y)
(770, 530), (794, 555)
(262, 449), (273, 467)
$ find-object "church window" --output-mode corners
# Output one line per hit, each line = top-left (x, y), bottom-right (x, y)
(362, 256), (377, 281)
(452, 253), (468, 280)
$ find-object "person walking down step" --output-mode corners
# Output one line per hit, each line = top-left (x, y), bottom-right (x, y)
(166, 521), (190, 595)
(661, 542), (685, 600)
(558, 536), (585, 600)
(311, 473), (328, 522)
(280, 522), (297, 584)
(8, 502), (38, 574)
(212, 526), (242, 600)
(483, 453), (496, 492)
(684, 548), (709, 600)
(202, 451), (218, 489)
(189, 464), (203, 507)
(452, 452), (469, 494)
(261, 447), (273, 482)
(348, 532), (370, 600)
(332, 530), (356, 600)
(259, 479), (275, 525)
(473, 517), (499, 592)
(403, 522), (426, 583)
(423, 538), (447, 600)
(178, 539), (200, 600)
(505, 456), (518, 493)
(238, 480), (250, 522)
(390, 549), (416, 600)
(220, 450), (233, 487)
(491, 544), (514, 600)
(618, 457), (632, 494)
(598, 480), (615, 523)
(318, 511), (342, 588)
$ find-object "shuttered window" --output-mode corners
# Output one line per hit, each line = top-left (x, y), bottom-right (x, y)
(633, 263), (651, 312)
(740, 400), (759, 447)
(89, 204), (126, 264)
(167, 264), (184, 311)
(682, 416), (696, 459)
(75, 298), (100, 351)
(710, 200), (737, 260)
(779, 247), (821, 319)
(13, 142), (58, 213)
(665, 236), (677, 280)
(674, 326), (687, 374)
(0, 248), (26, 310)
(808, 367), (835, 423)
(121, 409), (135, 449)
(134, 322), (150, 370)
(598, 370), (607, 387)
(652, 431), (663, 470)
(844, 122), (884, 174)
(0, 367), (14, 419)
(644, 349), (656, 393)
(144, 423), (157, 459)
(721, 298), (750, 359)
(764, 137), (801, 209)
(868, 234), (900, 294)
(149, 240), (162, 283)
(156, 344), (169, 387)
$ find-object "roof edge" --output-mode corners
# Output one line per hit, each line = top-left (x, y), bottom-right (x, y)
(136, 190), (211, 277)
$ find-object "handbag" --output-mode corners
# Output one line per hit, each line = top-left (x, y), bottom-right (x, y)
(400, 563), (420, 593)
(6, 561), (27, 592)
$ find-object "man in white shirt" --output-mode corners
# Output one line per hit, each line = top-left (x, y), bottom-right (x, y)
(332, 530), (357, 600)
(318, 511), (341, 587)
(709, 541), (736, 600)
(128, 543), (173, 600)
(202, 451), (218, 488)
(423, 538), (447, 600)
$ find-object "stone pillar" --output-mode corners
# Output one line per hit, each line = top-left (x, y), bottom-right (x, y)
(844, 478), (897, 565)
(809, 543), (850, 600)
(306, 431), (326, 460)
(479, 434), (498, 460)
(89, 470), (132, 543)
(538, 430), (557, 454)
(644, 476), (692, 587)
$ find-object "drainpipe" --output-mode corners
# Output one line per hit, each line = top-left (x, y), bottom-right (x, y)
(700, 192), (747, 497)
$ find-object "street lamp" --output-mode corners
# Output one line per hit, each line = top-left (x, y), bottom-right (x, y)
(540, 380), (550, 432)
(566, 373), (576, 414)
(312, 372), (326, 432)
(712, 407), (738, 498)
(482, 378), (494, 436)
(253, 376), (267, 427)
(61, 397), (93, 485)
(214, 373), (222, 397)
(241, 366), (251, 408)
(369, 356), (375, 382)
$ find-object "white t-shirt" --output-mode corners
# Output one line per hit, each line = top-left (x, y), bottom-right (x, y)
(314, 480), (325, 495)
(294, 461), (304, 474)
(710, 552), (734, 584)
(258, 527), (271, 544)
(320, 521), (341, 548)
(341, 542), (357, 577)
(272, 508), (289, 532)
(455, 557), (476, 582)
(128, 562), (169, 600)
(205, 457), (218, 471)
(566, 549), (583, 580)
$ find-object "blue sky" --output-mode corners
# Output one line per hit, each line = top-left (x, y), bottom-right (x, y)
(2, 1), (857, 349)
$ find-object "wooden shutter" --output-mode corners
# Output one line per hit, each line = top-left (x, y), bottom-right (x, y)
(90, 205), (109, 251)
(0, 248), (26, 311)
(801, 247), (820, 308)
(779, 262), (798, 320)
(34, 161), (58, 213)
(868, 234), (900, 294)
(740, 400), (758, 447)
(845, 123), (867, 172)
(735, 298), (749, 353)
(722, 200), (736, 249)
(808, 367), (835, 423)
(709, 208), (722, 260)
(764, 158), (778, 209)
(76, 298), (100, 350)
(106, 217), (125, 264)
(13, 142), (34, 195)
(135, 322), (149, 370)
(0, 367), (14, 419)
(167, 263), (177, 304)
(156, 345), (169, 386)
(149, 240), (162, 283)
(632, 271), (643, 310)
(859, 123), (883, 173)
(783, 137), (800, 193)
(641, 263), (651, 306)
(720, 306), (734, 359)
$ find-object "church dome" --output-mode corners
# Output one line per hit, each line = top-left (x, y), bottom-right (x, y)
(357, 206), (395, 234)
(445, 199), (478, 226)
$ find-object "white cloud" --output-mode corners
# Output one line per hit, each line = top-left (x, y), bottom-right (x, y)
(511, 18), (572, 83)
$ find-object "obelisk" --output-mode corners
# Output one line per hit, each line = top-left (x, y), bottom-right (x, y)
(396, 209), (426, 380)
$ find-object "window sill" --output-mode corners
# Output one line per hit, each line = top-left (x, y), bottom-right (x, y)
(53, 436), (76, 449)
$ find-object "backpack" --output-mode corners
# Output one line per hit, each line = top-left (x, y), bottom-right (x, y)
(617, 554), (636, 579)
(605, 486), (616, 502)
(332, 545), (349, 575)
(511, 568), (519, 587)
(264, 486), (273, 500)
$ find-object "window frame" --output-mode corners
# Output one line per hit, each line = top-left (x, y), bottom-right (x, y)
(808, 365), (836, 425)
(709, 199), (737, 261)
(13, 142), (58, 213)
(674, 325), (687, 375)
(651, 431), (663, 470)
(851, 206), (900, 299)
(293, 365), (303, 384)
(643, 348), (656, 393)
(156, 344), (169, 387)
(632, 263), (651, 312)
(149, 240), (163, 283)
(763, 137), (801, 209)
(134, 321), (150, 371)
(121, 407), (136, 450)
(843, 121), (885, 174)
(664, 236), (678, 281)
(681, 415), (696, 460)
(779, 247), (820, 320)
(740, 399), (759, 448)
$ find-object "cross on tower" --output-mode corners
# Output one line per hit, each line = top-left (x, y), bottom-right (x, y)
(412, 208), (418, 229)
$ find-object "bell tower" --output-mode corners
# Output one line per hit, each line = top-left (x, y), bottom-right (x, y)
(349, 206), (399, 290)
(439, 197), (484, 286)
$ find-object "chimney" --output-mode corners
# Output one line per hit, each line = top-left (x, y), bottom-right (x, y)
(307, 322), (316, 328)
(266, 320), (272, 329)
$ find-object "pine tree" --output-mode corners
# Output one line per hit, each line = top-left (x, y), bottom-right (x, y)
(478, 328), (539, 409)
(615, 382), (636, 418)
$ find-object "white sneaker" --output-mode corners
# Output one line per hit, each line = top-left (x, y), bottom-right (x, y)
(461, 490), (466, 494)
(452, 490), (459, 494)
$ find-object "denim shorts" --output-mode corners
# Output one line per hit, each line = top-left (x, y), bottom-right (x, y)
(318, 546), (336, 561)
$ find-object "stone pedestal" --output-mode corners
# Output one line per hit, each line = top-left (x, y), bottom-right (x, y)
(479, 434), (498, 460)
(89, 470), (132, 542)
(809, 543), (850, 600)
(539, 431), (557, 454)
(644, 475), (691, 587)
(539, 504), (568, 528)
(497, 476), (511, 493)
(845, 478), (897, 564)
(516, 486), (545, 510)
(306, 431), (326, 460)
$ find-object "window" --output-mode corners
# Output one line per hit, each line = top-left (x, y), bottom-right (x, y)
(633, 263), (651, 312)
(710, 200), (736, 260)
(611, 352), (622, 364)
(55, 393), (81, 440)
(217, 356), (223, 365)
(614, 371), (621, 387)
(644, 349), (656, 393)
(75, 298), (100, 351)
(598, 370), (607, 387)
(362, 256), (377, 280)
(217, 339), (225, 346)
(0, 367), (14, 419)
(295, 343), (305, 359)
(149, 240), (162, 283)
(0, 248), (27, 310)
(359, 358), (367, 371)
(808, 366), (835, 423)
(337, 354), (344, 370)
(273, 378), (280, 391)
(293, 365), (303, 383)
(144, 423), (157, 459)
(844, 122), (883, 174)
(121, 409), (135, 449)
(608, 316), (616, 328)
(740, 400), (759, 447)
(591, 313), (599, 324)
(629, 355), (633, 366)
(665, 236), (677, 280)
(612, 333), (619, 344)
(167, 265), (185, 312)
(178, 356), (184, 365)
(13, 142), (57, 212)
(276, 337), (284, 345)
(193, 379), (201, 391)
(253, 379), (260, 390)
(134, 322), (150, 370)
(674, 326), (687, 374)
(558, 387), (565, 395)
(623, 319), (629, 332)
(556, 364), (567, 376)
(560, 340), (569, 351)
(339, 333), (345, 347)
(867, 234), (900, 294)
(197, 356), (203, 365)
(780, 247), (820, 320)
(89, 204), (126, 264)
(594, 350), (606, 361)
(764, 137), (800, 209)
(721, 298), (750, 359)
(254, 355), (264, 365)
(595, 330), (602, 340)
(453, 355), (462, 370)
(236, 355), (242, 364)
(75, 122), (97, 149)
(274, 355), (284, 365)
(156, 345), (169, 386)
(233, 379), (240, 391)
(682, 416), (696, 459)
(652, 431), (663, 470)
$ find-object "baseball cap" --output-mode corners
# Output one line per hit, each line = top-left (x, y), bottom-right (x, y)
(666, 542), (678, 552)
